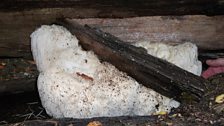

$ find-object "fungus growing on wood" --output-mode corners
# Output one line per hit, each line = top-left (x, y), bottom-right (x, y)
(31, 24), (202, 118)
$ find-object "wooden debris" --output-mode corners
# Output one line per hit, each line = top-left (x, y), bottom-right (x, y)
(58, 19), (209, 102)
(5, 112), (224, 126)
(4, 116), (159, 126)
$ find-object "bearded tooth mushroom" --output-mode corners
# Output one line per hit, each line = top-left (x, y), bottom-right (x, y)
(31, 25), (202, 118)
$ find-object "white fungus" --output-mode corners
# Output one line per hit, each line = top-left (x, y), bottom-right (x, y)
(134, 42), (202, 76)
(31, 25), (201, 118)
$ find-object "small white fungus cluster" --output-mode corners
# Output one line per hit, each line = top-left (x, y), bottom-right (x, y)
(134, 42), (202, 76)
(31, 25), (201, 118)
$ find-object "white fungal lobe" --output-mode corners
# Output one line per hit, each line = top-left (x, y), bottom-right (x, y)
(134, 42), (202, 76)
(31, 25), (201, 118)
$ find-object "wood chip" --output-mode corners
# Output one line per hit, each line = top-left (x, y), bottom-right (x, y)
(87, 121), (102, 126)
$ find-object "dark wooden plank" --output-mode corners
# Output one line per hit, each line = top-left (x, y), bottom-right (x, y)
(4, 116), (159, 126)
(58, 19), (208, 102)
(1, 0), (224, 16)
(72, 16), (224, 50)
(0, 78), (36, 95)
(0, 0), (224, 58)
(1, 14), (224, 58)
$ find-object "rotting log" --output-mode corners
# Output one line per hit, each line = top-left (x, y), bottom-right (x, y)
(72, 16), (224, 50)
(0, 116), (160, 126)
(58, 19), (208, 102)
(1, 0), (223, 15)
(0, 78), (36, 95)
(0, 1), (224, 58)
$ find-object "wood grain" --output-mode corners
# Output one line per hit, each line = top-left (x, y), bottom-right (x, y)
(1, 13), (223, 58)
(73, 16), (224, 49)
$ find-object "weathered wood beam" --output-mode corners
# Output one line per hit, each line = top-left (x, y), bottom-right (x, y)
(0, 14), (224, 58)
(72, 16), (224, 50)
(1, 0), (224, 15)
(3, 116), (159, 126)
(58, 19), (208, 102)
(0, 78), (36, 95)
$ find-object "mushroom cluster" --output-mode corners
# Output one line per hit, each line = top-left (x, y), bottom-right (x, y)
(31, 25), (201, 118)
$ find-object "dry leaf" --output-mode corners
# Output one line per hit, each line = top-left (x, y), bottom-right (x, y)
(215, 94), (224, 103)
(87, 121), (102, 126)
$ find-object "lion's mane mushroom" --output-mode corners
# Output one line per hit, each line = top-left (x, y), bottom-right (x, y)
(31, 25), (201, 118)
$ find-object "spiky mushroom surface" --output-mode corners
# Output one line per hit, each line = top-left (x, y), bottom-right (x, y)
(31, 25), (201, 118)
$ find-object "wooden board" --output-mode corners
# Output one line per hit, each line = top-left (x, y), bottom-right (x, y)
(0, 14), (224, 58)
(1, 0), (224, 15)
(72, 16), (224, 50)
